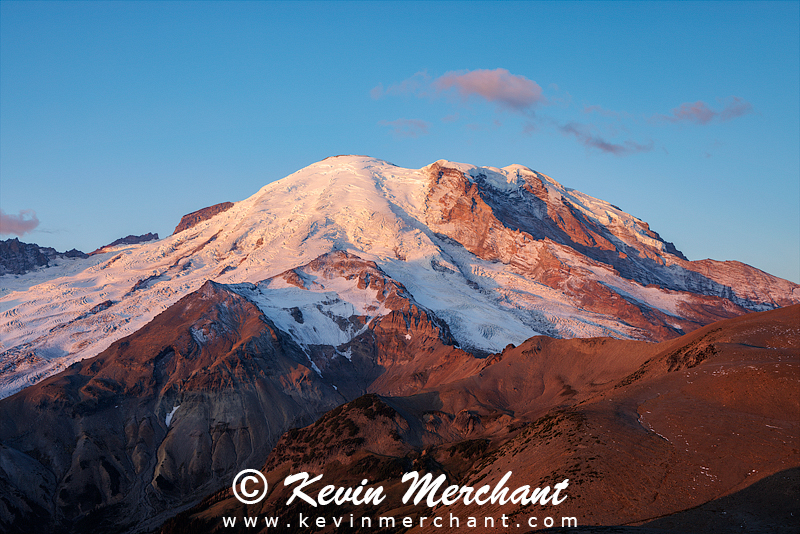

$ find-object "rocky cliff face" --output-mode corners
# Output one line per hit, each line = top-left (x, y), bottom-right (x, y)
(172, 202), (233, 235)
(423, 161), (796, 310)
(0, 238), (87, 276)
(231, 251), (482, 398)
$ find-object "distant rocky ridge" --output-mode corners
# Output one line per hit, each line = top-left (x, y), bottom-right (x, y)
(172, 202), (233, 235)
(89, 233), (159, 255)
(0, 238), (87, 276)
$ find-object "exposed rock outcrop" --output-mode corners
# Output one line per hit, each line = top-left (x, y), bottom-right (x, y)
(424, 161), (796, 311)
(422, 162), (795, 338)
(172, 202), (233, 235)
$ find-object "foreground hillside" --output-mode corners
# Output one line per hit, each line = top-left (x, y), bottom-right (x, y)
(162, 304), (799, 534)
(1, 295), (795, 533)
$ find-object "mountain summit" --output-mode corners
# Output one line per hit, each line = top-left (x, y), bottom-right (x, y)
(0, 155), (797, 398)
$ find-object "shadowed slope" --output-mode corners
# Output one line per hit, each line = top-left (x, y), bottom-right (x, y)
(163, 305), (799, 533)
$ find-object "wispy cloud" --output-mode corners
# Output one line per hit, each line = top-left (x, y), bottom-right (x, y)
(373, 69), (748, 156)
(522, 121), (538, 136)
(0, 209), (40, 236)
(433, 68), (544, 112)
(652, 97), (753, 125)
(378, 118), (430, 138)
(718, 97), (753, 121)
(559, 122), (652, 156)
(373, 68), (544, 113)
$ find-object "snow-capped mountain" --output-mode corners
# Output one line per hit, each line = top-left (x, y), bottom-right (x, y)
(1, 155), (797, 398)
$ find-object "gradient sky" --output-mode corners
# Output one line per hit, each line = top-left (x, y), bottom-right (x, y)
(1, 1), (798, 283)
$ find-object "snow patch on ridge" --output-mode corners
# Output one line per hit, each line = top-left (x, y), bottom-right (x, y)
(165, 405), (180, 427)
(232, 273), (391, 350)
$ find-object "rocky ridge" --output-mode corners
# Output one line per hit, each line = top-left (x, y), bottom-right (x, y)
(0, 238), (87, 276)
(163, 304), (800, 534)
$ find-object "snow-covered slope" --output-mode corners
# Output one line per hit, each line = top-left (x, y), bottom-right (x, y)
(1, 155), (797, 399)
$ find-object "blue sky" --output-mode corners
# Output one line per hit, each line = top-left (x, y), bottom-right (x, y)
(1, 1), (798, 283)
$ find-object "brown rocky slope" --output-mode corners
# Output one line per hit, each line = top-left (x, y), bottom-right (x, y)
(163, 304), (799, 533)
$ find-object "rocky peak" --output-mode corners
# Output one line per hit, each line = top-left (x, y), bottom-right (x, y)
(89, 232), (159, 255)
(172, 202), (234, 235)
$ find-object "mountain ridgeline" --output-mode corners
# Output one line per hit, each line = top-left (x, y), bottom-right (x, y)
(1, 156), (796, 400)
